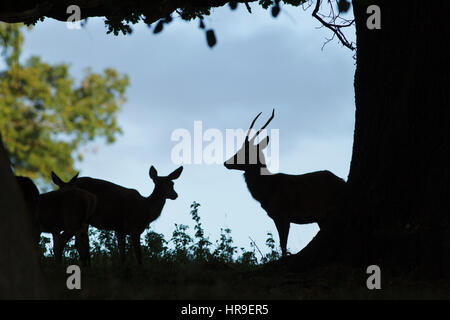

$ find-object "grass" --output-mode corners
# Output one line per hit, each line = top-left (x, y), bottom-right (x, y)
(38, 201), (450, 299)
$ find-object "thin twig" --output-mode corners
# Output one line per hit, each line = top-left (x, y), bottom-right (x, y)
(245, 2), (252, 13)
(312, 0), (355, 51)
(249, 236), (264, 259)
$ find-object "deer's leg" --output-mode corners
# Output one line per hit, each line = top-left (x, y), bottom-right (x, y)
(56, 230), (76, 262)
(75, 228), (90, 267)
(82, 226), (91, 266)
(116, 231), (126, 262)
(274, 217), (290, 257)
(52, 232), (63, 263)
(131, 233), (142, 264)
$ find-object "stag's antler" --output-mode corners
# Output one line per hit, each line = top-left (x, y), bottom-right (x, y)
(245, 112), (262, 142)
(247, 109), (275, 143)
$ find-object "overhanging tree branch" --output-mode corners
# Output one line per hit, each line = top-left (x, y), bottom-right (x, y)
(312, 0), (355, 50)
(0, 1), (354, 49)
(0, 1), (258, 24)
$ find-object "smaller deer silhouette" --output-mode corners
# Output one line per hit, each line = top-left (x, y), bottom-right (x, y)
(54, 166), (183, 264)
(224, 110), (346, 257)
(37, 172), (97, 266)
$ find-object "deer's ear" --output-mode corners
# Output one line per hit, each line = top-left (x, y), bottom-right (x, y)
(51, 171), (63, 186)
(149, 166), (158, 180)
(168, 166), (183, 180)
(258, 136), (269, 150)
(69, 172), (79, 183)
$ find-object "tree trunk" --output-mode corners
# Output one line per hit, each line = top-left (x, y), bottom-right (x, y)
(0, 133), (47, 298)
(290, 1), (450, 279)
(349, 0), (450, 275)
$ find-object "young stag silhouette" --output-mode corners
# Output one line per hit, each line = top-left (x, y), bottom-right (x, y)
(37, 172), (97, 266)
(224, 110), (346, 257)
(53, 166), (183, 264)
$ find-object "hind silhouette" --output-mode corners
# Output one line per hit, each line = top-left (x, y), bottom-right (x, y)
(54, 166), (183, 264)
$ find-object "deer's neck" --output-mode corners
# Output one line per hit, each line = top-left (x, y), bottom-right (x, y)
(145, 187), (167, 222)
(243, 167), (273, 205)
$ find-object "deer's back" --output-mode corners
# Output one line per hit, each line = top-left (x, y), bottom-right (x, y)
(70, 177), (142, 230)
(246, 170), (346, 224)
(37, 189), (94, 233)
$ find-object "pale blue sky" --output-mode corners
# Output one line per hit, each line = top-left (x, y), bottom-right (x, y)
(21, 4), (356, 256)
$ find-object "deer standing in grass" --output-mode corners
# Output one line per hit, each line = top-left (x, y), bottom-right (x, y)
(37, 172), (97, 266)
(224, 110), (346, 257)
(53, 166), (183, 264)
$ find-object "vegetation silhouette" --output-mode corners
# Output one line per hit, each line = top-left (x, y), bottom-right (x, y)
(225, 110), (346, 256)
(38, 201), (297, 299)
(53, 166), (183, 264)
(38, 201), (450, 299)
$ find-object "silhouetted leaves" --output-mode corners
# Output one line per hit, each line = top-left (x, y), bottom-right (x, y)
(338, 0), (351, 13)
(153, 20), (164, 34)
(199, 19), (205, 29)
(206, 29), (217, 47)
(213, 228), (237, 263)
(8, 0), (314, 42)
(261, 232), (281, 263)
(259, 0), (274, 9)
(46, 201), (281, 266)
(245, 3), (253, 13)
(144, 230), (168, 259)
(164, 15), (173, 23)
(153, 16), (173, 35)
(190, 202), (212, 261)
(271, 4), (280, 17)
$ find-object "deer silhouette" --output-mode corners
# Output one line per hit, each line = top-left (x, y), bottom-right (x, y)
(53, 166), (183, 264)
(16, 176), (40, 243)
(37, 172), (97, 266)
(224, 110), (346, 257)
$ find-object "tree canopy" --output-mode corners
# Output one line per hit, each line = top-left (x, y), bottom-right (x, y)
(0, 23), (129, 184)
(0, 0), (354, 48)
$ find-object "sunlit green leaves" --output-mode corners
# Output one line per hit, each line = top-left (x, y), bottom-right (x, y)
(0, 23), (129, 184)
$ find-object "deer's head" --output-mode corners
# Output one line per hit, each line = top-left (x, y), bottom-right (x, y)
(149, 166), (183, 200)
(224, 109), (274, 172)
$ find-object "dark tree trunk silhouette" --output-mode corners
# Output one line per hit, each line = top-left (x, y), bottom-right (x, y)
(290, 1), (450, 279)
(0, 134), (47, 298)
(349, 0), (450, 272)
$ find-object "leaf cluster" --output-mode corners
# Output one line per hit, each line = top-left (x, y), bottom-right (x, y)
(0, 23), (129, 183)
(40, 201), (282, 267)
